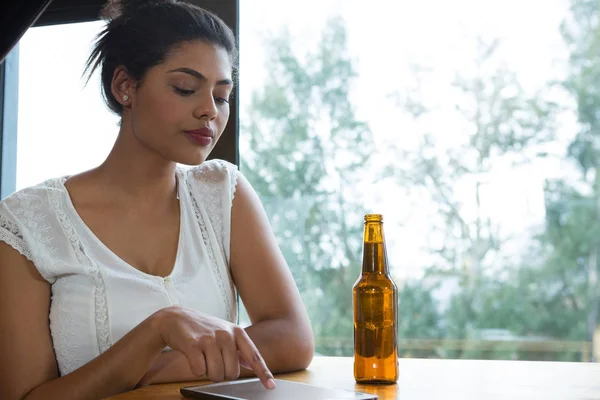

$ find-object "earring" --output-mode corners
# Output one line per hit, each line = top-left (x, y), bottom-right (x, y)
(122, 95), (129, 102)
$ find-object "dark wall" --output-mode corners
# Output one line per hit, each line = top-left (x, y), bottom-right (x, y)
(0, 0), (54, 62)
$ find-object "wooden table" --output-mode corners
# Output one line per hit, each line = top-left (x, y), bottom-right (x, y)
(107, 356), (600, 399)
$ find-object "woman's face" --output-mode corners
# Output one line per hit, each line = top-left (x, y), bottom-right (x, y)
(121, 40), (233, 165)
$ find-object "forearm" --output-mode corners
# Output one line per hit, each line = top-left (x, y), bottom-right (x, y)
(136, 350), (200, 386)
(25, 313), (166, 400)
(245, 315), (314, 373)
(143, 316), (314, 385)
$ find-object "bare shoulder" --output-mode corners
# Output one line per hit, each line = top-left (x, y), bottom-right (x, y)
(231, 172), (261, 212)
(230, 173), (304, 317)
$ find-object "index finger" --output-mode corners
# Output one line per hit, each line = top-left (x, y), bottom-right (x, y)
(234, 329), (276, 390)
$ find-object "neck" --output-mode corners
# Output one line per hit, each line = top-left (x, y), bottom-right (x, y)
(362, 221), (388, 274)
(95, 125), (178, 205)
(362, 241), (388, 274)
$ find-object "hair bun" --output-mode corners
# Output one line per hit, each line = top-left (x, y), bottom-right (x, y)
(101, 0), (171, 20)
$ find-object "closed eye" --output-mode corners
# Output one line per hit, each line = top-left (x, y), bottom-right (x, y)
(215, 97), (230, 105)
(174, 87), (195, 96)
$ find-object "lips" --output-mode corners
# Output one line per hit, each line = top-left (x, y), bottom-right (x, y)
(184, 127), (214, 138)
(184, 127), (214, 147)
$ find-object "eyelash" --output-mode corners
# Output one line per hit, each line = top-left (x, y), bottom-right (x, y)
(174, 87), (195, 96)
(174, 87), (229, 105)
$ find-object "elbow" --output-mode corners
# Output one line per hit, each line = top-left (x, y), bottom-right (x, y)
(266, 315), (315, 373)
(288, 321), (315, 372)
(296, 334), (315, 371)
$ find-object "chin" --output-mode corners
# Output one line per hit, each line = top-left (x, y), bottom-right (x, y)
(173, 150), (211, 166)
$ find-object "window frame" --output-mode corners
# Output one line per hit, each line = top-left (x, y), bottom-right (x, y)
(0, 46), (18, 199)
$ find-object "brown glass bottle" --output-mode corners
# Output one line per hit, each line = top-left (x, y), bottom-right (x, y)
(353, 214), (398, 383)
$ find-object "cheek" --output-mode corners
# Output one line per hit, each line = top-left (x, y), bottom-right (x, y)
(212, 111), (230, 143)
(137, 90), (186, 129)
(217, 107), (231, 130)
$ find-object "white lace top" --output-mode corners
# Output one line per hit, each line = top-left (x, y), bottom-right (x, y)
(0, 159), (239, 376)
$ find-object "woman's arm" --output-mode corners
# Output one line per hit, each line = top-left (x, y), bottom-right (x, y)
(0, 240), (168, 400)
(229, 173), (314, 372)
(0, 239), (274, 400)
(140, 173), (315, 386)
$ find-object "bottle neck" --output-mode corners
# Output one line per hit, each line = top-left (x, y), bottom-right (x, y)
(362, 221), (389, 274)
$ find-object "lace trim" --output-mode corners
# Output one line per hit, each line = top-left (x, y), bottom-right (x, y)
(229, 168), (238, 203)
(225, 165), (238, 320)
(221, 162), (238, 320)
(195, 160), (238, 254)
(0, 189), (60, 282)
(201, 169), (225, 252)
(186, 161), (239, 322)
(225, 167), (238, 263)
(50, 279), (86, 375)
(50, 180), (112, 354)
(0, 215), (33, 262)
(186, 175), (234, 321)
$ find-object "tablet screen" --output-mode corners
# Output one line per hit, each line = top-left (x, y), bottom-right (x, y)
(181, 378), (378, 400)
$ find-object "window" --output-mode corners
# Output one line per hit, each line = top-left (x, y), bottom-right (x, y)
(16, 21), (119, 190)
(239, 0), (592, 361)
(8, 0), (596, 363)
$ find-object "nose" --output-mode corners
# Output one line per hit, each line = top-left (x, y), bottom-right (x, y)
(193, 92), (218, 121)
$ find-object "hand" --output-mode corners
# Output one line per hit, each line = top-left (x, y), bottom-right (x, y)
(154, 307), (276, 389)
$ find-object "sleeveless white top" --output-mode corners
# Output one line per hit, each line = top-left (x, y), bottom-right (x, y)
(0, 159), (239, 376)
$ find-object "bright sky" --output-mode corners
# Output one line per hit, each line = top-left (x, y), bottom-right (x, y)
(16, 0), (574, 280)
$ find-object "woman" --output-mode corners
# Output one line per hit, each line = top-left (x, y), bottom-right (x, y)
(0, 0), (314, 399)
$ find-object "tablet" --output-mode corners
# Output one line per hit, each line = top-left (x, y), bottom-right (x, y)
(180, 378), (378, 400)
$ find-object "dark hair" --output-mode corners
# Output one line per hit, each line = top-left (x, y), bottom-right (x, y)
(84, 0), (237, 115)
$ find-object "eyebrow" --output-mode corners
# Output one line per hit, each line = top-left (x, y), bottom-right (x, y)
(167, 67), (233, 86)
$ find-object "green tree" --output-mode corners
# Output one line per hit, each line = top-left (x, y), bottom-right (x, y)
(528, 0), (600, 347)
(390, 38), (558, 355)
(240, 17), (373, 355)
(421, 0), (600, 360)
(397, 281), (441, 340)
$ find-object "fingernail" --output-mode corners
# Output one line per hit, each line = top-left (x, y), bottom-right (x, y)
(266, 378), (276, 389)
